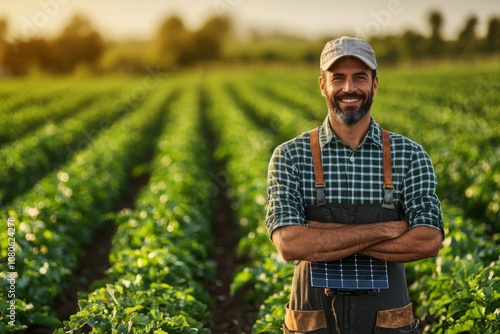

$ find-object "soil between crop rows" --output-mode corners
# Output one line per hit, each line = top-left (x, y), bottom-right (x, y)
(207, 175), (257, 334)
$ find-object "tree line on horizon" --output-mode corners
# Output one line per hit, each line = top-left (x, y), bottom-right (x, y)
(0, 10), (498, 76)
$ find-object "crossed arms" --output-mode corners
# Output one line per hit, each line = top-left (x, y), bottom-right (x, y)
(271, 221), (442, 263)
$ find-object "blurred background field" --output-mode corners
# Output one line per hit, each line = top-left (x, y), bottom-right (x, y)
(0, 0), (499, 76)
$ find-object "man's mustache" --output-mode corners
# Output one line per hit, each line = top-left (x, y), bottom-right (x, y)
(334, 93), (366, 100)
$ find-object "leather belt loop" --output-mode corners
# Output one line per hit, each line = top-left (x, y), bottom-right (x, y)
(310, 128), (326, 205)
(381, 127), (395, 209)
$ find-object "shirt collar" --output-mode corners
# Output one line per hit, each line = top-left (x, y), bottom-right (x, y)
(319, 115), (383, 149)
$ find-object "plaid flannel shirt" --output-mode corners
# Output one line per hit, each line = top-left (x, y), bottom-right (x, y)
(266, 116), (444, 237)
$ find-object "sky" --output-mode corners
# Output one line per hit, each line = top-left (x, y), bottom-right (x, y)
(1, 0), (499, 41)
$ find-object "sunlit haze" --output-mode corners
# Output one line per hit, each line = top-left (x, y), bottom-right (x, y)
(1, 0), (499, 41)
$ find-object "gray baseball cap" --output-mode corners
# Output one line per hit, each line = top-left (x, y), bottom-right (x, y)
(320, 36), (377, 71)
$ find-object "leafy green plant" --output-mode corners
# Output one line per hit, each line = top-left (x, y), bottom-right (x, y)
(416, 257), (500, 333)
(58, 281), (210, 334)
(63, 77), (215, 332)
(0, 80), (172, 330)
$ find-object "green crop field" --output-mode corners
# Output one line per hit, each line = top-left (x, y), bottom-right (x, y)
(0, 62), (499, 333)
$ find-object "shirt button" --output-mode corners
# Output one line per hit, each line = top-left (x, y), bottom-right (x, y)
(350, 156), (355, 162)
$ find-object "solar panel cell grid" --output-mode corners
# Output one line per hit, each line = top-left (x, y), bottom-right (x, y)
(310, 254), (389, 290)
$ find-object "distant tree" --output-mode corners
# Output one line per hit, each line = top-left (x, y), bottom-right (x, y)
(0, 19), (6, 43)
(190, 16), (231, 63)
(427, 10), (446, 56)
(401, 30), (426, 59)
(2, 38), (50, 75)
(151, 15), (231, 69)
(151, 16), (191, 69)
(0, 19), (8, 72)
(49, 15), (104, 73)
(368, 35), (401, 63)
(484, 17), (500, 52)
(100, 40), (149, 74)
(456, 15), (479, 55)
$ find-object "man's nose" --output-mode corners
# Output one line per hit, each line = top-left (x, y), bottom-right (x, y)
(342, 78), (356, 93)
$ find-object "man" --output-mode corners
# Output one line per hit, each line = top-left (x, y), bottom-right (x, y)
(265, 36), (444, 333)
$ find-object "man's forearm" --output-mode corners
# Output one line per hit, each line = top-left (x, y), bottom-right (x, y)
(272, 220), (408, 262)
(359, 225), (442, 262)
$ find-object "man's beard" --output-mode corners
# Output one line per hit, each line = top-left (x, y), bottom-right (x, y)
(327, 90), (374, 125)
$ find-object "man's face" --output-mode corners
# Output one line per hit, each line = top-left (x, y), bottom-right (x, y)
(319, 57), (378, 125)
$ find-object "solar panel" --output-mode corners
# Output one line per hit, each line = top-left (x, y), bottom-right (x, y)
(310, 254), (389, 291)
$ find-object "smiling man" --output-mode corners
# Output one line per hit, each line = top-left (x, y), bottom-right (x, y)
(266, 36), (444, 333)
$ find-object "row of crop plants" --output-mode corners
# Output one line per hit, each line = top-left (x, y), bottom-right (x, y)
(203, 72), (317, 333)
(59, 77), (217, 333)
(248, 68), (325, 121)
(0, 78), (137, 146)
(0, 78), (75, 114)
(0, 80), (174, 332)
(365, 71), (498, 331)
(0, 80), (149, 205)
(371, 65), (500, 333)
(372, 64), (499, 230)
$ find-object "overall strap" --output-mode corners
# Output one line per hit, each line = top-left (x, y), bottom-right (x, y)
(309, 126), (395, 208)
(309, 127), (325, 205)
(381, 128), (395, 209)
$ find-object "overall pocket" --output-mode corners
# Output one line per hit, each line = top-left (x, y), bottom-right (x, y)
(375, 303), (420, 334)
(282, 303), (329, 334)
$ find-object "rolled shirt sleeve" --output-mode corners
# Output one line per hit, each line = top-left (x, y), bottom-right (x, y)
(266, 144), (307, 237)
(403, 146), (445, 237)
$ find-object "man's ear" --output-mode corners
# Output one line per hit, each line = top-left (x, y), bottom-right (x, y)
(318, 75), (326, 97)
(372, 75), (379, 96)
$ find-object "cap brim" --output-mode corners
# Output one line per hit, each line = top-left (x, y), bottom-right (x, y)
(321, 54), (377, 71)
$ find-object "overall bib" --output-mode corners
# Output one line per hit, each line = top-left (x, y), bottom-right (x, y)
(283, 128), (419, 334)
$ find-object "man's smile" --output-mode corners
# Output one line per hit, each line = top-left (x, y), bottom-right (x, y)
(340, 98), (361, 103)
(336, 94), (365, 107)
